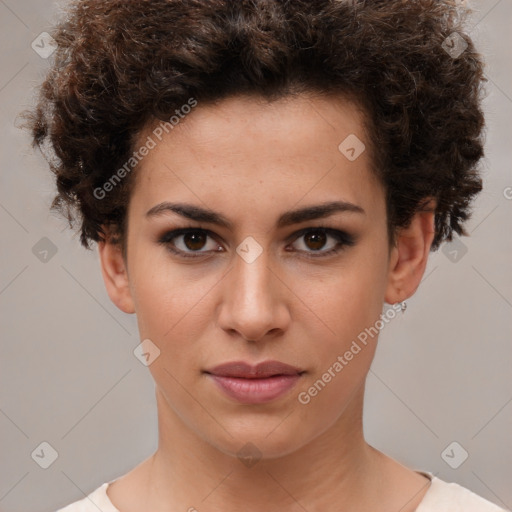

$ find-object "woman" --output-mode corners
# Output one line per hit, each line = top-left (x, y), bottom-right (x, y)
(21, 0), (505, 510)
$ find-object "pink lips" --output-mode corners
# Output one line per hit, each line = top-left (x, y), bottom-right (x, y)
(204, 360), (304, 404)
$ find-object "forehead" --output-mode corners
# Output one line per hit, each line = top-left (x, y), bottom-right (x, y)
(129, 93), (384, 226)
(141, 93), (369, 162)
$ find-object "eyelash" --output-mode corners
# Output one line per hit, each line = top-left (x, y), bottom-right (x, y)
(157, 226), (355, 259)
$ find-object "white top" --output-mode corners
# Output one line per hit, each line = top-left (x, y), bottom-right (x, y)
(55, 470), (508, 512)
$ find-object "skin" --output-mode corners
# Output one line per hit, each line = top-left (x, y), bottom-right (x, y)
(98, 93), (436, 512)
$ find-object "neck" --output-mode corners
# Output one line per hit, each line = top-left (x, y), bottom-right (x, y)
(143, 381), (386, 511)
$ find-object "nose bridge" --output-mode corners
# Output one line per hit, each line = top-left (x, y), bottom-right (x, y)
(232, 242), (275, 313)
(217, 241), (287, 341)
(234, 243), (273, 302)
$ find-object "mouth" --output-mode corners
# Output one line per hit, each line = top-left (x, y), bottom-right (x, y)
(203, 360), (305, 404)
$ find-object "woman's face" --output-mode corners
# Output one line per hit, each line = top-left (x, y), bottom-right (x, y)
(107, 93), (401, 458)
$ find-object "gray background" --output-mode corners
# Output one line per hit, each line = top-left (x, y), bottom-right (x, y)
(1, 1), (511, 511)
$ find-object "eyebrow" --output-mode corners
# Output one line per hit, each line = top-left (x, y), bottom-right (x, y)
(145, 200), (365, 229)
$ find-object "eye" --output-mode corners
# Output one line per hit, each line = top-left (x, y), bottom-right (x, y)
(287, 227), (355, 258)
(158, 227), (222, 258)
(158, 227), (355, 259)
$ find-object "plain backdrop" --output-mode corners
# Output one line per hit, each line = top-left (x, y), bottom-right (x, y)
(0, 1), (511, 511)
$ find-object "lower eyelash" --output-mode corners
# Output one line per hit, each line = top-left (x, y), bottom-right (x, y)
(158, 227), (355, 259)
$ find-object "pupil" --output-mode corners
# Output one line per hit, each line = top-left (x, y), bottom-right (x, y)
(305, 231), (326, 251)
(185, 232), (206, 250)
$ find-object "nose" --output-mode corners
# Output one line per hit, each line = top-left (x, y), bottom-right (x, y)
(216, 246), (291, 343)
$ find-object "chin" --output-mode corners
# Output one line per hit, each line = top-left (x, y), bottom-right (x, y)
(196, 413), (317, 462)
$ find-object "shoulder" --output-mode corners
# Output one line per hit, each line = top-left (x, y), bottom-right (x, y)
(55, 482), (120, 512)
(417, 474), (507, 512)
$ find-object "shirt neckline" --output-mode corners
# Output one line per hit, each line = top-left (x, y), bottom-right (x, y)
(100, 469), (437, 511)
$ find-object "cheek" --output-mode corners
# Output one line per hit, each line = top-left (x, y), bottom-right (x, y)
(304, 254), (388, 346)
(294, 244), (389, 394)
(129, 252), (222, 361)
(293, 295), (381, 425)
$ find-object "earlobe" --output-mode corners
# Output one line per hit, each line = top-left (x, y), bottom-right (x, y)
(97, 236), (135, 315)
(385, 200), (436, 305)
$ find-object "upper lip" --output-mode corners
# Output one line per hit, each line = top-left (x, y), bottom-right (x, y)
(205, 360), (304, 379)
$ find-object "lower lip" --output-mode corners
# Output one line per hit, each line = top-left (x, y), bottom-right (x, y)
(207, 374), (302, 404)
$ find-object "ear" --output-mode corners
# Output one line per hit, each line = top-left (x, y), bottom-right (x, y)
(385, 199), (436, 304)
(97, 229), (135, 314)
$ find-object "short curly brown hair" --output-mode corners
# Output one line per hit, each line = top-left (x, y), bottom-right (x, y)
(20, 0), (486, 254)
